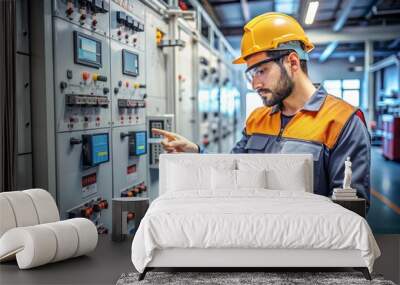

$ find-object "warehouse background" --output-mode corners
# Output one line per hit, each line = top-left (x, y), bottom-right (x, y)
(1, 0), (399, 234)
(0, 0), (399, 283)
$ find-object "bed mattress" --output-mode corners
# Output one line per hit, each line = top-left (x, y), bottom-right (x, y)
(131, 190), (380, 273)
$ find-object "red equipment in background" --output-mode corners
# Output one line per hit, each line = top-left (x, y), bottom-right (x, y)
(382, 115), (400, 161)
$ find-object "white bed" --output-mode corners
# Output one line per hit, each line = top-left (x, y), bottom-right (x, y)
(131, 154), (380, 280)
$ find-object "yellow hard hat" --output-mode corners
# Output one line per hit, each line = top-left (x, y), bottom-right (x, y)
(233, 12), (314, 64)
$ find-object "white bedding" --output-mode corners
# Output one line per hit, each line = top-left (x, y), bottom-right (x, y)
(131, 190), (380, 273)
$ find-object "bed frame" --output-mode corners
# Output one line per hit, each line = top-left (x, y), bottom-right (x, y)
(138, 248), (371, 280)
(138, 154), (371, 281)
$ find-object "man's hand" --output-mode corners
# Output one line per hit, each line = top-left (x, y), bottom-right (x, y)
(151, 128), (199, 153)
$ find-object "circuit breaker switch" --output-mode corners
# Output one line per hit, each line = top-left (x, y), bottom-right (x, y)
(117, 11), (126, 25)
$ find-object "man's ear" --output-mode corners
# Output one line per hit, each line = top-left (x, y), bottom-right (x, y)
(287, 52), (301, 73)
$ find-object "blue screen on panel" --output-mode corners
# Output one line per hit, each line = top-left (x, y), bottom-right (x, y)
(135, 132), (146, 155)
(91, 134), (109, 165)
(125, 52), (138, 74)
(79, 37), (98, 63)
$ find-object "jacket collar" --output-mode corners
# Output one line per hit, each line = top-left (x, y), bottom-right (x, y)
(270, 86), (327, 115)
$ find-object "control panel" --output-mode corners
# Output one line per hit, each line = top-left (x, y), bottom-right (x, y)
(47, 0), (241, 235)
(67, 196), (109, 234)
(120, 181), (147, 198)
(128, 131), (147, 156)
(109, 0), (146, 128)
(54, 18), (111, 132)
(112, 125), (148, 203)
(110, 1), (145, 50)
(82, 133), (110, 167)
(53, 0), (110, 37)
(147, 115), (174, 168)
(110, 42), (146, 127)
(56, 130), (113, 231)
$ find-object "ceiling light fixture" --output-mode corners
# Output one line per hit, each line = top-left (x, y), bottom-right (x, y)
(304, 1), (319, 25)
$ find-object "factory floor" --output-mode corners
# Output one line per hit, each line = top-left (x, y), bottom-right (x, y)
(1, 234), (399, 285)
(368, 146), (400, 234)
(0, 235), (134, 285)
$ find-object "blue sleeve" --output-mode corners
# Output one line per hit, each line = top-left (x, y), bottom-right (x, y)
(230, 129), (250, 154)
(198, 144), (206, 153)
(328, 114), (371, 209)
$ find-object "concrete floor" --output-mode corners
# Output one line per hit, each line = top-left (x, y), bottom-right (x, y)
(1, 234), (399, 285)
(0, 235), (134, 285)
(367, 147), (400, 234)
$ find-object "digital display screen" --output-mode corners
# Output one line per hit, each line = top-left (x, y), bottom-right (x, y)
(129, 131), (147, 156)
(74, 31), (102, 68)
(122, 49), (139, 77)
(91, 134), (109, 165)
(82, 133), (110, 167)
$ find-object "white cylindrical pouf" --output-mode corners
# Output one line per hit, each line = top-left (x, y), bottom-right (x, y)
(24, 189), (60, 224)
(0, 195), (17, 237)
(1, 192), (39, 227)
(0, 226), (57, 269)
(42, 220), (79, 262)
(66, 218), (98, 257)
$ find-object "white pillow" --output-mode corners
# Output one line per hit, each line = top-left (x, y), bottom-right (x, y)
(266, 162), (306, 191)
(237, 158), (308, 192)
(236, 169), (267, 189)
(166, 158), (236, 192)
(167, 162), (211, 191)
(211, 168), (236, 190)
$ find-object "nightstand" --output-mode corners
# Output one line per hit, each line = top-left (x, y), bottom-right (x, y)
(332, 198), (366, 218)
(112, 197), (149, 242)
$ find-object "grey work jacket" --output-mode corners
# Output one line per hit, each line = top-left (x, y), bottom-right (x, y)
(231, 88), (371, 208)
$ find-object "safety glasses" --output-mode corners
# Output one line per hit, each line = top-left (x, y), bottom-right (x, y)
(244, 52), (290, 84)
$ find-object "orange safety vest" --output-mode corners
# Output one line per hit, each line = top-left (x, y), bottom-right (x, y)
(246, 94), (357, 149)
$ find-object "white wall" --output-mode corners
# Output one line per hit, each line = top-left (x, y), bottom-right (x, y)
(308, 58), (364, 84)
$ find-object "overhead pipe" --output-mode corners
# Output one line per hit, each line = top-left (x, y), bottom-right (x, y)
(319, 0), (358, 62)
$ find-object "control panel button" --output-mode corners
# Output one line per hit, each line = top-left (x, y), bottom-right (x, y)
(66, 69), (73, 79)
(60, 81), (67, 90)
(82, 71), (90, 81)
(66, 7), (74, 16)
(126, 16), (133, 28)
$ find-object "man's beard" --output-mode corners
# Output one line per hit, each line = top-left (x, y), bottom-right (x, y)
(257, 65), (294, 107)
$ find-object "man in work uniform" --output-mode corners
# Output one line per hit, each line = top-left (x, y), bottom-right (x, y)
(153, 13), (371, 208)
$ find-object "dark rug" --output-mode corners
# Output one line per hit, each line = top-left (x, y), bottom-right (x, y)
(116, 271), (396, 285)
